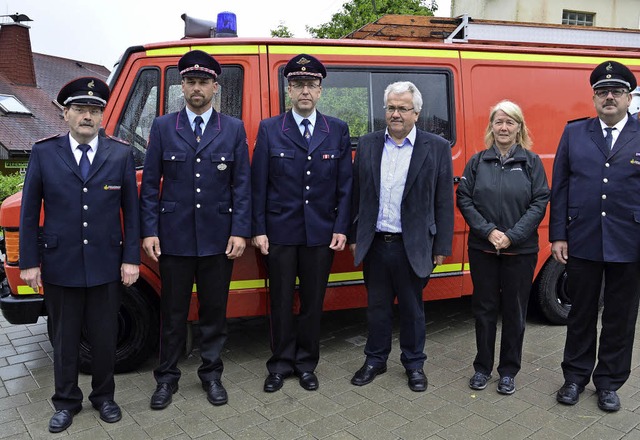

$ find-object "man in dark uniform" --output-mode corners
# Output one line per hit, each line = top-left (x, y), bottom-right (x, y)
(19, 77), (140, 433)
(251, 54), (352, 392)
(349, 81), (454, 392)
(140, 50), (251, 409)
(551, 60), (640, 412)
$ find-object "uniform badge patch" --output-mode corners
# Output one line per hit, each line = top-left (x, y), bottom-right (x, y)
(217, 163), (227, 171)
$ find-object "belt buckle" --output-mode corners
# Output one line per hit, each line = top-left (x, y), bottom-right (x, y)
(383, 234), (395, 243)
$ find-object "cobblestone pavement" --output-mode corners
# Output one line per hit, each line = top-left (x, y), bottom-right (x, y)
(1, 296), (640, 439)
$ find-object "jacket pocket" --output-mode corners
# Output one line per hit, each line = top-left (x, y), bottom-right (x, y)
(160, 201), (176, 214)
(211, 152), (234, 181)
(219, 202), (233, 215)
(270, 149), (295, 177)
(111, 234), (123, 246)
(267, 200), (283, 214)
(567, 208), (579, 223)
(320, 149), (339, 180)
(41, 234), (58, 250)
(163, 151), (186, 180)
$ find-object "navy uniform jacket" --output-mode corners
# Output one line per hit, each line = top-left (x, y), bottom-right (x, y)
(140, 108), (251, 256)
(19, 134), (140, 287)
(550, 115), (640, 262)
(251, 111), (352, 246)
(351, 129), (454, 278)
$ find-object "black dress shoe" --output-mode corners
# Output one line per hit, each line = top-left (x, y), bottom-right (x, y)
(298, 372), (319, 391)
(556, 381), (584, 405)
(48, 408), (80, 433)
(406, 369), (427, 392)
(597, 389), (621, 412)
(150, 382), (179, 410)
(202, 379), (228, 406)
(93, 400), (122, 423)
(351, 364), (387, 386)
(264, 373), (289, 392)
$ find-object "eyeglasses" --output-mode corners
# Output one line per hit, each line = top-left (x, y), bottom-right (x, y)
(70, 106), (102, 116)
(594, 88), (628, 99)
(290, 83), (321, 91)
(384, 106), (415, 114)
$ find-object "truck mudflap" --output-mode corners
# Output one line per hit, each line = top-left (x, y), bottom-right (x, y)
(0, 294), (45, 324)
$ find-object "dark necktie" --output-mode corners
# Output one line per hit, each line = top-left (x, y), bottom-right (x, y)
(194, 115), (203, 143)
(605, 127), (614, 150)
(78, 144), (91, 180)
(301, 119), (312, 146)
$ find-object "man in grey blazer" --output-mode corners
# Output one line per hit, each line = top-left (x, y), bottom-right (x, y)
(349, 81), (454, 392)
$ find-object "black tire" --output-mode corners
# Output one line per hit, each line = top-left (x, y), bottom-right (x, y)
(77, 284), (159, 374)
(536, 259), (571, 325)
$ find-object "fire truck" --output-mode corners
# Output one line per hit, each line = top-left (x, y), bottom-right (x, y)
(2, 14), (640, 372)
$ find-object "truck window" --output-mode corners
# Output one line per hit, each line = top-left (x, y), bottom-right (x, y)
(114, 68), (160, 166)
(164, 66), (244, 119)
(281, 68), (453, 146)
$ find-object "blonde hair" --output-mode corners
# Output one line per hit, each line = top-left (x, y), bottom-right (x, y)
(484, 100), (532, 150)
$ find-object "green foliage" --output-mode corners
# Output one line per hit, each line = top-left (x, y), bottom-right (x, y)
(318, 88), (369, 137)
(307, 0), (438, 39)
(271, 23), (294, 38)
(0, 172), (23, 201)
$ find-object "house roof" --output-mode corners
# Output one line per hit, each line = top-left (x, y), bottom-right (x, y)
(0, 54), (110, 158)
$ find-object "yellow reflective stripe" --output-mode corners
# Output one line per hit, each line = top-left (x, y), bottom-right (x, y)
(17, 286), (38, 295)
(229, 280), (266, 290)
(461, 51), (640, 66)
(268, 45), (459, 59)
(146, 45), (260, 57)
(185, 265), (468, 293)
(433, 263), (463, 274)
(464, 263), (471, 271)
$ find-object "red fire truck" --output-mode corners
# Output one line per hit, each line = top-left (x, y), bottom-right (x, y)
(2, 14), (640, 372)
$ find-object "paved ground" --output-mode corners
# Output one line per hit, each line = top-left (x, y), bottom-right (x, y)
(0, 296), (639, 439)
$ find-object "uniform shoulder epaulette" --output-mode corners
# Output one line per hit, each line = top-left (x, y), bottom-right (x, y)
(104, 134), (130, 145)
(34, 133), (64, 144)
(566, 116), (589, 125)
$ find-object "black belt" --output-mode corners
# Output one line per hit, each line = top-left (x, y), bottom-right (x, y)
(375, 232), (402, 242)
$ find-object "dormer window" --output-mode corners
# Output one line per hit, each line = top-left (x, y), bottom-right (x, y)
(0, 94), (32, 115)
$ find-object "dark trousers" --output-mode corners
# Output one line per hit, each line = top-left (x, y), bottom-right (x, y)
(44, 281), (121, 411)
(562, 257), (640, 390)
(266, 244), (334, 374)
(154, 254), (233, 384)
(362, 236), (428, 369)
(468, 249), (537, 378)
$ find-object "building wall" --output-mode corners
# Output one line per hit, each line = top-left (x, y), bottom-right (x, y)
(451, 0), (640, 28)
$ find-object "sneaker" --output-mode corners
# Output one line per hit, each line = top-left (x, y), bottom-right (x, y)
(469, 372), (491, 390)
(497, 376), (515, 395)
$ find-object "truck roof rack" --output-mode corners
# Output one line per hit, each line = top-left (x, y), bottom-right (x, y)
(445, 14), (640, 48)
(346, 14), (640, 50)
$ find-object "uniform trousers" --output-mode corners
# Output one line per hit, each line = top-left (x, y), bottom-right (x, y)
(468, 249), (537, 378)
(44, 281), (121, 411)
(362, 235), (429, 370)
(266, 244), (334, 375)
(155, 254), (233, 385)
(562, 256), (640, 390)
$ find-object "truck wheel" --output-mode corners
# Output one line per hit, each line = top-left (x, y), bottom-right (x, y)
(77, 284), (159, 374)
(536, 259), (571, 325)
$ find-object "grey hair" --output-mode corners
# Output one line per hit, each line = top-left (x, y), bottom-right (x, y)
(383, 81), (423, 113)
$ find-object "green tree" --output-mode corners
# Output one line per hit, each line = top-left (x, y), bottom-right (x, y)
(307, 0), (438, 39)
(271, 22), (294, 38)
(0, 172), (24, 201)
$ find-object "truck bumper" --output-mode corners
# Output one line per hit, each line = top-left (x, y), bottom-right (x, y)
(0, 294), (45, 324)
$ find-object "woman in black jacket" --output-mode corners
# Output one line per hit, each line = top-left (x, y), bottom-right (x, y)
(457, 100), (550, 395)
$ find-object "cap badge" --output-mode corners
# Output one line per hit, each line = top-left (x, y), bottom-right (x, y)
(297, 57), (311, 65)
(606, 74), (612, 79)
(606, 63), (613, 71)
(88, 80), (95, 89)
(195, 64), (200, 68)
(88, 91), (94, 96)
